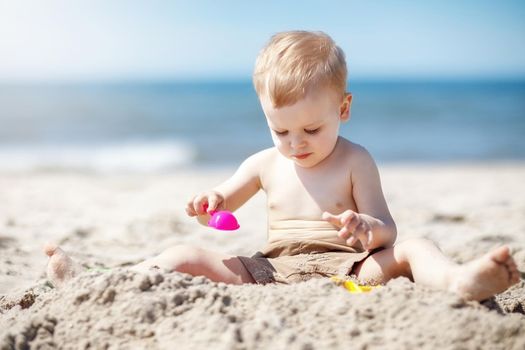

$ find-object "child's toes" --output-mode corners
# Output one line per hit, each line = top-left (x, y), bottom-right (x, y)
(506, 260), (519, 275)
(510, 270), (521, 284)
(489, 246), (510, 264)
(43, 243), (59, 257)
(504, 254), (517, 265)
(505, 264), (518, 273)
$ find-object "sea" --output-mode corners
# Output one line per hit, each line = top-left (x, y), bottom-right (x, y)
(0, 80), (524, 173)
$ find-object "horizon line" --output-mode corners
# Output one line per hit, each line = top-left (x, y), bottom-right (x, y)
(1, 76), (525, 86)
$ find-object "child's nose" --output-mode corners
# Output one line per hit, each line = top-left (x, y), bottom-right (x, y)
(290, 134), (306, 148)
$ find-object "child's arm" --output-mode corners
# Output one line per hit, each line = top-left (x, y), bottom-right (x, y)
(185, 152), (262, 226)
(323, 146), (396, 250)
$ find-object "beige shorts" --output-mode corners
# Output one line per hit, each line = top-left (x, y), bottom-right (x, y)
(237, 239), (374, 284)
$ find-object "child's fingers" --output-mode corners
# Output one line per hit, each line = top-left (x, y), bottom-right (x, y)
(344, 216), (360, 235)
(338, 226), (351, 240)
(346, 236), (357, 246)
(344, 221), (365, 246)
(207, 193), (222, 213)
(185, 205), (197, 217)
(322, 211), (342, 227)
(353, 223), (369, 248)
(340, 210), (356, 226)
(353, 222), (366, 236)
(186, 197), (199, 216)
(193, 194), (209, 215)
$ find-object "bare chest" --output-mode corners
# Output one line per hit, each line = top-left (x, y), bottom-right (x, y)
(263, 165), (356, 220)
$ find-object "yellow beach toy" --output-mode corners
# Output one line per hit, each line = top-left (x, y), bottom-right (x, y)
(330, 276), (381, 293)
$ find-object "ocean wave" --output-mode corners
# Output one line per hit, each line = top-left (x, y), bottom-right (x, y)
(0, 140), (196, 173)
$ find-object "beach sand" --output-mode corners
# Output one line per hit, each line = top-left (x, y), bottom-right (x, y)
(1, 163), (524, 349)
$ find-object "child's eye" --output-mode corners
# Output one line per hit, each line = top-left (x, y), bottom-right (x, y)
(274, 130), (288, 136)
(305, 128), (320, 135)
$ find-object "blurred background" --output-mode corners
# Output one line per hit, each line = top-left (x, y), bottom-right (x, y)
(0, 0), (524, 172)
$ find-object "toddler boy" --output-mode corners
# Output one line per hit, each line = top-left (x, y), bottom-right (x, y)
(46, 31), (519, 301)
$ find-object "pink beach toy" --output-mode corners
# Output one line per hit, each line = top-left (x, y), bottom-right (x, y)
(208, 210), (240, 231)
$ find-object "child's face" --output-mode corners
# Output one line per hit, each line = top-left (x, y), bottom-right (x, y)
(261, 87), (351, 168)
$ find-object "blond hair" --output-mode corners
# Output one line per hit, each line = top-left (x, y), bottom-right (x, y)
(253, 30), (347, 107)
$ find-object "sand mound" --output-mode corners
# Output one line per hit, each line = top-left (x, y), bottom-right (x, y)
(1, 269), (524, 350)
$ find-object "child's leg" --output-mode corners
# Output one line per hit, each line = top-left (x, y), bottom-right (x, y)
(44, 243), (255, 287)
(353, 238), (520, 301)
(131, 244), (255, 284)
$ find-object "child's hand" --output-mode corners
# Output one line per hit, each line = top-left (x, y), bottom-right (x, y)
(185, 191), (225, 217)
(322, 210), (373, 249)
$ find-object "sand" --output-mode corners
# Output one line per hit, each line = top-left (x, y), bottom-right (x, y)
(1, 163), (524, 349)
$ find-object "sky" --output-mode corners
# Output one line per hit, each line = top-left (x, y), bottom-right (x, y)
(0, 0), (524, 82)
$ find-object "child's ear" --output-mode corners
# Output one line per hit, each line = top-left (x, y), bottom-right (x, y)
(339, 93), (352, 122)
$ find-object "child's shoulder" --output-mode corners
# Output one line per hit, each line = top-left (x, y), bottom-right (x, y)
(337, 137), (379, 180)
(244, 147), (279, 163)
(337, 137), (375, 164)
(238, 147), (279, 172)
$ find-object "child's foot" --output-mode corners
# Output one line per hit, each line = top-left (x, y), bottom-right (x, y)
(449, 246), (521, 301)
(43, 243), (80, 288)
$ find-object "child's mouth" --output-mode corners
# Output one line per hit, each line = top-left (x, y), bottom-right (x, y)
(293, 153), (312, 160)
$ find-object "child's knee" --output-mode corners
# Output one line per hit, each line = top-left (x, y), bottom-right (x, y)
(158, 244), (206, 270)
(396, 237), (439, 257)
(161, 244), (196, 257)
